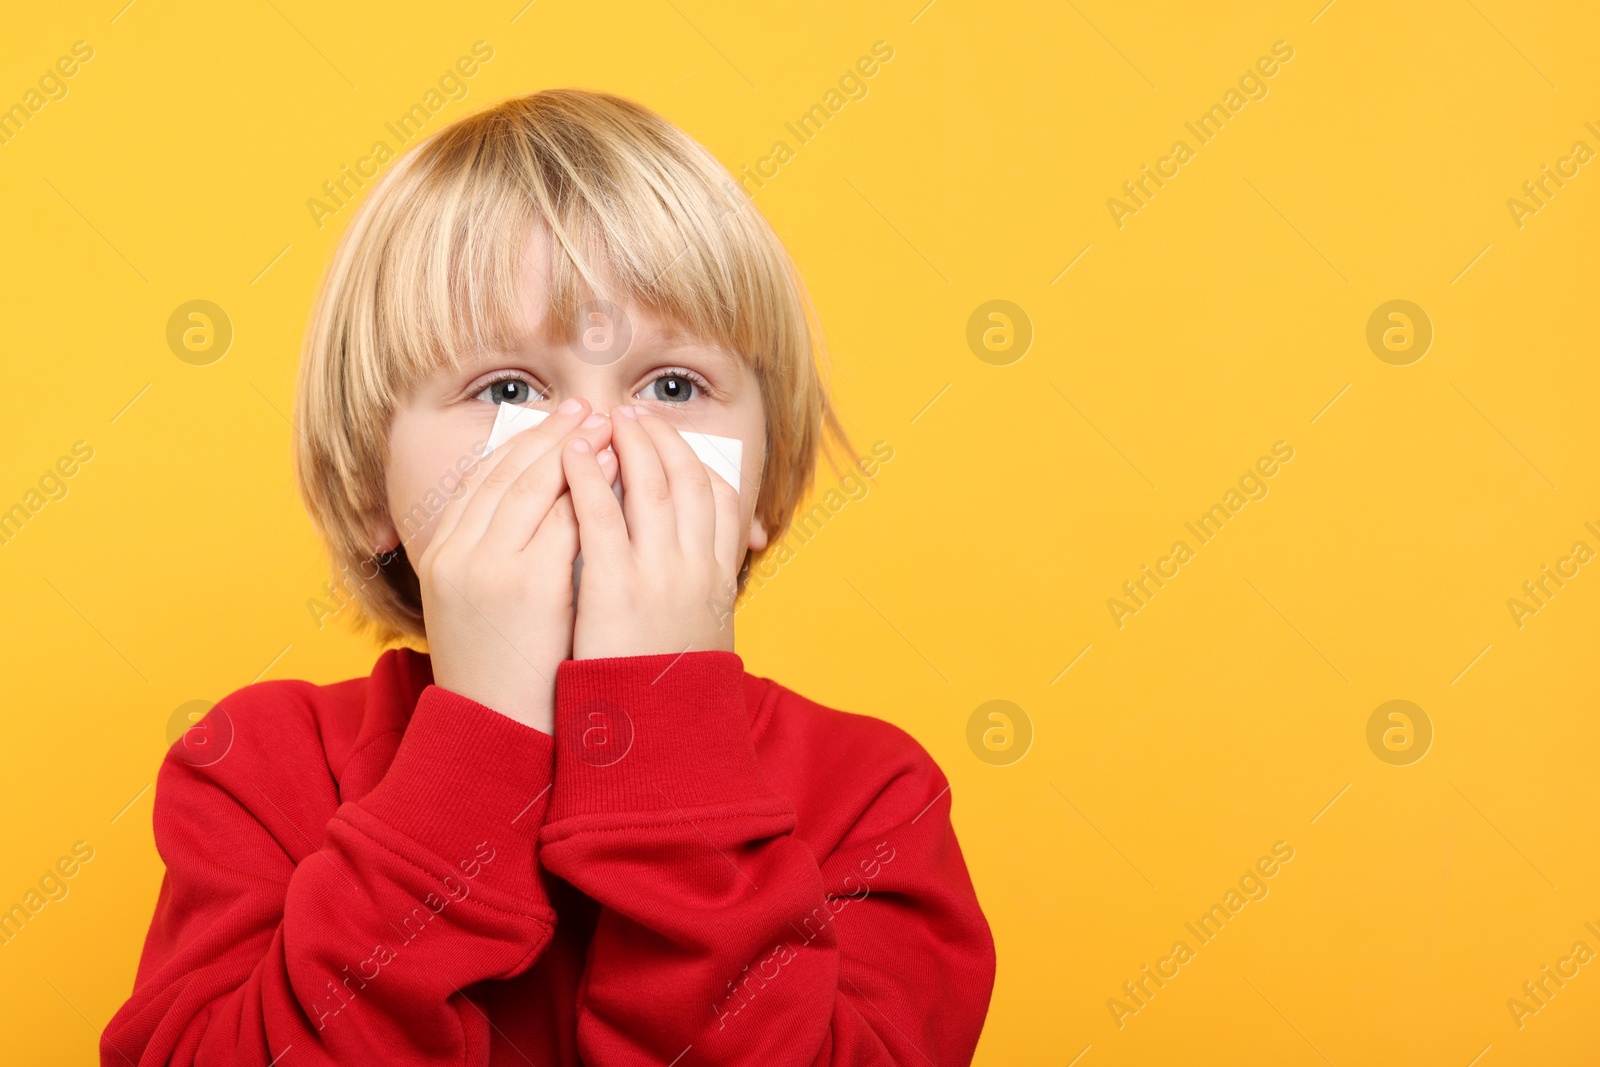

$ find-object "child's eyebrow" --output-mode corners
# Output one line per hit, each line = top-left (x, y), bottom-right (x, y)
(459, 336), (741, 384)
(651, 337), (740, 374)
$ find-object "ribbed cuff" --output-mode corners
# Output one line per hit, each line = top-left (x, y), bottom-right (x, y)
(545, 650), (775, 822)
(356, 685), (555, 887)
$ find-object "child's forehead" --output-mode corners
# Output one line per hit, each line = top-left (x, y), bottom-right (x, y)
(455, 300), (735, 373)
(521, 294), (709, 352)
(510, 224), (683, 341)
(428, 216), (749, 381)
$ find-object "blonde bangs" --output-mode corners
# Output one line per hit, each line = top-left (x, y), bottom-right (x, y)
(375, 94), (798, 381)
(295, 88), (851, 641)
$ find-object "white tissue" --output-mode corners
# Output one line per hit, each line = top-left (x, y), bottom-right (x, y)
(484, 403), (742, 490)
(482, 402), (744, 601)
(484, 403), (551, 453)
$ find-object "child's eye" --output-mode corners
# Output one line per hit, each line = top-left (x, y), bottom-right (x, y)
(638, 369), (706, 404)
(475, 377), (541, 405)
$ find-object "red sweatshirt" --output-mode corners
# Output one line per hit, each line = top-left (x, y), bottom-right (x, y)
(104, 648), (995, 1065)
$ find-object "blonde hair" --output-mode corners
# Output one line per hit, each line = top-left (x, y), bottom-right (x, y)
(293, 88), (856, 641)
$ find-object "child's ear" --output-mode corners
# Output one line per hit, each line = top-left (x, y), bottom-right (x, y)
(365, 513), (400, 556)
(748, 514), (768, 553)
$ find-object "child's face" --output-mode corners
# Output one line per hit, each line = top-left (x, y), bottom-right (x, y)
(372, 223), (770, 566)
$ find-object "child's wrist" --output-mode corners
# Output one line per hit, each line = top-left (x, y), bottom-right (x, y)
(433, 675), (554, 735)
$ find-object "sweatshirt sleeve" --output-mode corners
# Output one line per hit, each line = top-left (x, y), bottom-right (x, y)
(538, 651), (997, 1065)
(103, 683), (560, 1067)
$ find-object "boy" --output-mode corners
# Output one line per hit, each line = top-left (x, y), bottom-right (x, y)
(105, 88), (995, 1065)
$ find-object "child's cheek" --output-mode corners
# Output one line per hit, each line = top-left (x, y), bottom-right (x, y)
(385, 424), (488, 558)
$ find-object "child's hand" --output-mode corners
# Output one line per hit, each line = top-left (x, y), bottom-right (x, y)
(416, 399), (617, 732)
(563, 404), (743, 661)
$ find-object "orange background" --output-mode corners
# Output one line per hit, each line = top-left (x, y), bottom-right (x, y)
(2, 1), (1598, 1063)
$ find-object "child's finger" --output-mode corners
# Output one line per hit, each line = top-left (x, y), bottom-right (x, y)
(428, 400), (587, 550)
(562, 435), (630, 564)
(452, 405), (608, 547)
(525, 491), (581, 605)
(479, 429), (615, 556)
(708, 468), (743, 576)
(637, 410), (715, 555)
(609, 405), (676, 549)
(421, 438), (510, 555)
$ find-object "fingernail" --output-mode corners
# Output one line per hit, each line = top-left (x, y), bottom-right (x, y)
(581, 412), (606, 428)
(570, 438), (591, 453)
(617, 405), (638, 420)
(559, 397), (584, 414)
